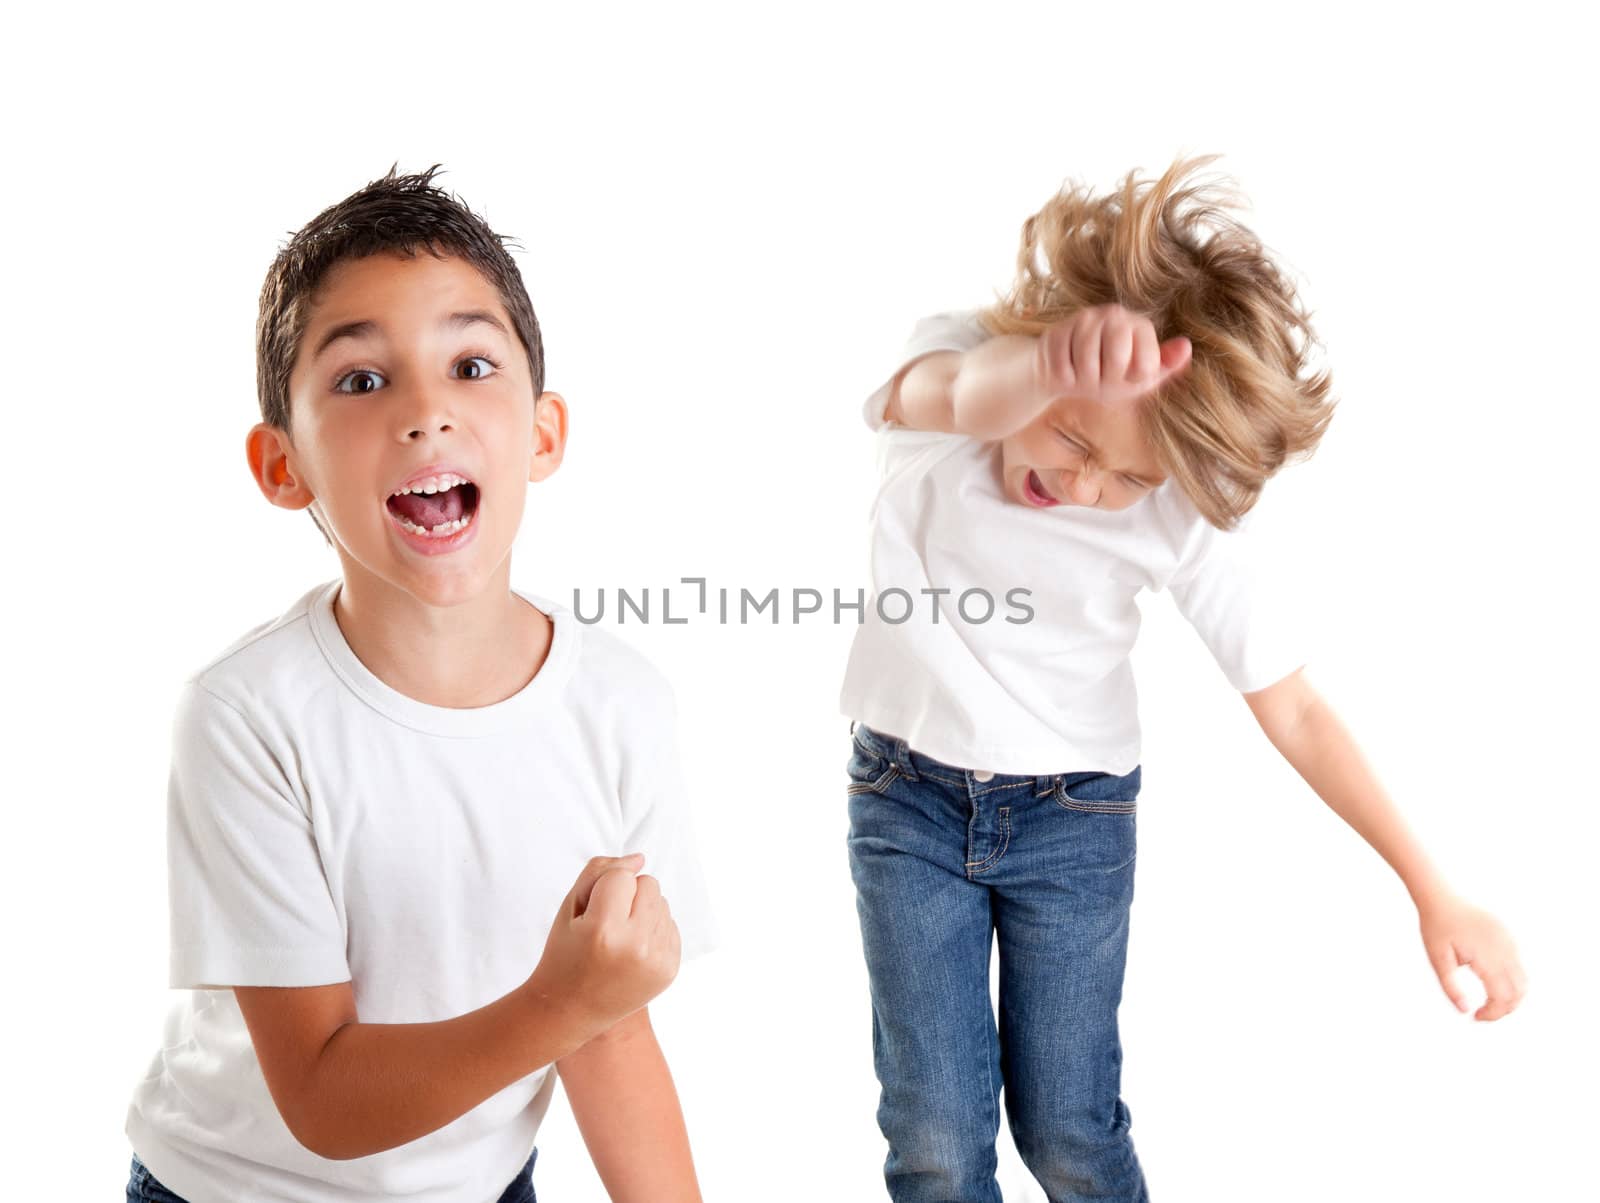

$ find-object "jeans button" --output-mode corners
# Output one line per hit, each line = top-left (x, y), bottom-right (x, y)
(973, 769), (994, 782)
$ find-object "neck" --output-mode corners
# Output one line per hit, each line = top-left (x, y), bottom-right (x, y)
(329, 558), (553, 709)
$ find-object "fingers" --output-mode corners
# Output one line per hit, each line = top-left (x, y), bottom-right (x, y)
(1433, 949), (1525, 1021)
(1474, 966), (1520, 1021)
(1044, 305), (1188, 408)
(636, 877), (679, 970)
(583, 864), (643, 923)
(1157, 335), (1192, 384)
(1470, 950), (1529, 1021)
(1067, 305), (1183, 398)
(649, 898), (683, 983)
(567, 853), (644, 916)
(1509, 959), (1529, 999)
(662, 910), (683, 977)
(1425, 938), (1471, 1013)
(630, 872), (662, 919)
(1102, 313), (1133, 384)
(651, 892), (675, 940)
(1128, 321), (1161, 383)
(1070, 307), (1103, 396)
(1038, 321), (1076, 397)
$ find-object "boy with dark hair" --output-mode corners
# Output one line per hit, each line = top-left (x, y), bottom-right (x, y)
(124, 165), (714, 1203)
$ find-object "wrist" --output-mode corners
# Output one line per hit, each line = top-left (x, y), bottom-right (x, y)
(1408, 874), (1460, 916)
(517, 969), (606, 1059)
(1028, 334), (1054, 407)
(951, 336), (1050, 440)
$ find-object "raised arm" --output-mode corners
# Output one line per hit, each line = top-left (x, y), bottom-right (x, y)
(235, 854), (682, 1160)
(887, 338), (1039, 436)
(885, 305), (1190, 438)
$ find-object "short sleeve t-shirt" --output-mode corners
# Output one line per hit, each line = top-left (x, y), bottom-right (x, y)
(837, 310), (1311, 776)
(126, 578), (717, 1203)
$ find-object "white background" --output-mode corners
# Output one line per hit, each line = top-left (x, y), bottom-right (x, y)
(4, 2), (1596, 1199)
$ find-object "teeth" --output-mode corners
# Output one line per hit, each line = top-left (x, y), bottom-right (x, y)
(392, 473), (471, 497)
(391, 508), (476, 538)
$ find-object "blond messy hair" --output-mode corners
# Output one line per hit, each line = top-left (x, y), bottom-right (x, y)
(980, 155), (1336, 530)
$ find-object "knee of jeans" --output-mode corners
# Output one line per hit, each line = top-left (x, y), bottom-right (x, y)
(1014, 1098), (1137, 1182)
(885, 1120), (998, 1189)
(882, 1085), (997, 1167)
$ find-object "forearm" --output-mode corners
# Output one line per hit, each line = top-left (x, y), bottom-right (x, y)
(890, 335), (1046, 438)
(558, 1008), (701, 1203)
(292, 983), (593, 1160)
(1261, 694), (1452, 908)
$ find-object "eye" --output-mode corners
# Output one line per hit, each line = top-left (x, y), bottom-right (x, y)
(333, 369), (385, 394)
(1054, 430), (1084, 452)
(1121, 475), (1151, 490)
(454, 354), (501, 380)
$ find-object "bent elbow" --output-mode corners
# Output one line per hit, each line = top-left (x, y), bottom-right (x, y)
(276, 1099), (365, 1162)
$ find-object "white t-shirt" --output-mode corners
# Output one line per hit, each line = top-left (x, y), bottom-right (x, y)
(126, 578), (716, 1203)
(838, 310), (1312, 776)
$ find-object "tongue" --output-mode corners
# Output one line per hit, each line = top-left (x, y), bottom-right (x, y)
(390, 485), (466, 528)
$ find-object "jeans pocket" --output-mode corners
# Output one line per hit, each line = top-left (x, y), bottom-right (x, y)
(128, 1156), (191, 1203)
(845, 732), (900, 797)
(1053, 765), (1141, 814)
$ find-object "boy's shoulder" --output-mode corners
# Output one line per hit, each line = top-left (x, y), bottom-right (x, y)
(183, 579), (332, 707)
(539, 591), (677, 716)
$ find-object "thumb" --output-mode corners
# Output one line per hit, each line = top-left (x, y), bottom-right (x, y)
(1157, 336), (1191, 384)
(1425, 938), (1472, 1013)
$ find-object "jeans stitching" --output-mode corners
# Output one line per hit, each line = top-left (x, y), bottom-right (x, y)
(851, 730), (881, 758)
(964, 806), (1011, 874)
(846, 763), (900, 795)
(1055, 795), (1138, 814)
(970, 779), (1033, 799)
(1053, 778), (1139, 814)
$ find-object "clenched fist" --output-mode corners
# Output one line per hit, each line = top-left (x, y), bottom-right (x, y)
(1035, 303), (1191, 410)
(525, 853), (682, 1040)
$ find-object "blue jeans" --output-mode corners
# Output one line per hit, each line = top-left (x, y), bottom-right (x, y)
(845, 721), (1149, 1203)
(126, 1147), (537, 1202)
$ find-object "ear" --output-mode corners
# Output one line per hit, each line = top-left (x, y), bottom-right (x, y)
(245, 423), (315, 511)
(528, 391), (568, 484)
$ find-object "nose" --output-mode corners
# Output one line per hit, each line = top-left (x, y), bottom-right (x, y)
(1061, 467), (1101, 506)
(396, 387), (457, 441)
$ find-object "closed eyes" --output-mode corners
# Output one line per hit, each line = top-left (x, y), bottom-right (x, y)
(1053, 430), (1153, 490)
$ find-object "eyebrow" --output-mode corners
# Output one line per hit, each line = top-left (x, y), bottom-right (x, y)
(312, 310), (511, 360)
(1056, 425), (1166, 487)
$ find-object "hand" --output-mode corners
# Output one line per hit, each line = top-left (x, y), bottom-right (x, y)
(1417, 892), (1527, 1021)
(1035, 303), (1191, 410)
(526, 854), (682, 1037)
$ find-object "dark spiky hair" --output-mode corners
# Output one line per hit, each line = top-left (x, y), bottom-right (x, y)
(254, 163), (544, 545)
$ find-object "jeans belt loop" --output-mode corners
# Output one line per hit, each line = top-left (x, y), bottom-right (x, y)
(1034, 773), (1056, 797)
(892, 737), (920, 781)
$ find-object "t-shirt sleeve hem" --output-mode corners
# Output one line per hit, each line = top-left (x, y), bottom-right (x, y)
(862, 311), (991, 431)
(170, 944), (352, 990)
(677, 926), (719, 964)
(1226, 657), (1310, 695)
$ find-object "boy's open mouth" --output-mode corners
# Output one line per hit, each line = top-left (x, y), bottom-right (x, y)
(386, 478), (481, 536)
